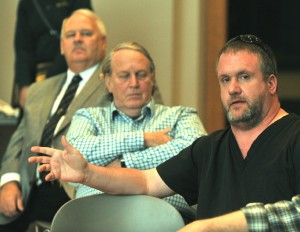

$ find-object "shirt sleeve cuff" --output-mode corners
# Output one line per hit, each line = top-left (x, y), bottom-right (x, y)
(241, 203), (269, 232)
(0, 173), (21, 187)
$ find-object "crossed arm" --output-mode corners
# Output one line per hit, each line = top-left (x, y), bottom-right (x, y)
(65, 106), (204, 169)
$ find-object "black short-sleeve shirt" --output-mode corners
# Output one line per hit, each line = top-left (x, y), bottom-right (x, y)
(157, 113), (300, 219)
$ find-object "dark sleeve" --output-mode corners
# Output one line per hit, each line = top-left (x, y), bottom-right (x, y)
(71, 0), (93, 10)
(46, 54), (67, 77)
(293, 120), (300, 194)
(156, 140), (200, 205)
(14, 0), (37, 88)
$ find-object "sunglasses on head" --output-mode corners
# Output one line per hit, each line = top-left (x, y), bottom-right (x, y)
(226, 34), (277, 75)
(227, 34), (271, 56)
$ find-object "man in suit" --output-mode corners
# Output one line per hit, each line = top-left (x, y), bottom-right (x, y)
(13, 0), (93, 108)
(0, 9), (108, 231)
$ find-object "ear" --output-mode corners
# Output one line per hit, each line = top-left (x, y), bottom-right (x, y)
(101, 36), (107, 50)
(267, 74), (277, 95)
(99, 36), (107, 60)
(150, 72), (156, 95)
(151, 72), (156, 86)
(60, 40), (64, 55)
(105, 75), (112, 93)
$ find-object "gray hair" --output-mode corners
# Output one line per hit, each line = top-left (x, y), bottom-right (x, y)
(61, 9), (107, 38)
(101, 41), (155, 78)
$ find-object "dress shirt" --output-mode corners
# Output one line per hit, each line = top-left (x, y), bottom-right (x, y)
(0, 64), (99, 187)
(242, 194), (300, 231)
(66, 99), (207, 211)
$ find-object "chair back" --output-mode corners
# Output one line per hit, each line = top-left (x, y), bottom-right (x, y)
(51, 194), (185, 232)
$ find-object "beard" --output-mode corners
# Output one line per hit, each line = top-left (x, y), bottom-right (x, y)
(225, 93), (265, 129)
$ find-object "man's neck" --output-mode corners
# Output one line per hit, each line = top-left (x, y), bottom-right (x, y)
(231, 106), (288, 158)
(69, 62), (97, 74)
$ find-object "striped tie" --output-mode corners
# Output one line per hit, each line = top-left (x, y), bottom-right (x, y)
(39, 75), (82, 181)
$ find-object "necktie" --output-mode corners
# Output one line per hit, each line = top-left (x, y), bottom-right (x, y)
(39, 75), (82, 181)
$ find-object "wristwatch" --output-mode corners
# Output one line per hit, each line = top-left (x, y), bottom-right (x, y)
(119, 156), (126, 168)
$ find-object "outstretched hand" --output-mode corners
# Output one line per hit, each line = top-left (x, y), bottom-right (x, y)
(29, 136), (88, 183)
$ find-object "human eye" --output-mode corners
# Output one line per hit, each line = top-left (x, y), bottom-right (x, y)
(220, 76), (230, 83)
(65, 32), (75, 38)
(80, 30), (93, 37)
(136, 71), (148, 80)
(238, 74), (250, 82)
(118, 72), (130, 80)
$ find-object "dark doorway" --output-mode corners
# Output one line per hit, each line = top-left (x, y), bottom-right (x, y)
(228, 0), (300, 71)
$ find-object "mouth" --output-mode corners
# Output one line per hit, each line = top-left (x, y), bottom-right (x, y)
(229, 99), (246, 109)
(231, 100), (244, 105)
(72, 47), (85, 52)
(127, 94), (141, 98)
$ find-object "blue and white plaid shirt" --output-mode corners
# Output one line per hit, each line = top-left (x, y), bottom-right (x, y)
(66, 99), (206, 211)
(242, 194), (300, 231)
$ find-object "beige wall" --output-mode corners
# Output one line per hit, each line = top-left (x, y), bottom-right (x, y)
(0, 0), (18, 104)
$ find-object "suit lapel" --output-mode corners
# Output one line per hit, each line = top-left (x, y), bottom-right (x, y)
(39, 73), (67, 126)
(56, 67), (105, 133)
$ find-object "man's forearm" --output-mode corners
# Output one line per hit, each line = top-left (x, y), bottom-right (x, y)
(178, 211), (248, 232)
(83, 163), (149, 195)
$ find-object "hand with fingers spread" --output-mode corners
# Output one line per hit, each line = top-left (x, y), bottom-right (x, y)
(0, 182), (24, 218)
(29, 136), (88, 183)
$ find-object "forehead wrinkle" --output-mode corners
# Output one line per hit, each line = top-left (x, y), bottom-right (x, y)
(219, 51), (259, 72)
(112, 51), (150, 72)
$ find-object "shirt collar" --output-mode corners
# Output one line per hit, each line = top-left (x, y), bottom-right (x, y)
(66, 64), (100, 84)
(110, 98), (155, 121)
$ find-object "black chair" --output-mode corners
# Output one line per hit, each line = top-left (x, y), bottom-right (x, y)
(51, 194), (185, 232)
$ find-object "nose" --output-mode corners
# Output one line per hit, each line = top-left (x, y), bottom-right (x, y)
(129, 76), (139, 88)
(74, 32), (83, 41)
(228, 79), (241, 95)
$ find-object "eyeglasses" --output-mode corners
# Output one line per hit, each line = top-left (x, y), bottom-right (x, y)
(226, 34), (271, 58)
